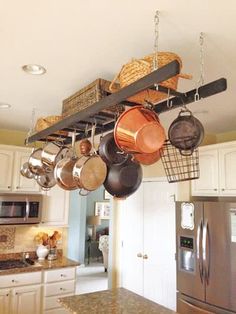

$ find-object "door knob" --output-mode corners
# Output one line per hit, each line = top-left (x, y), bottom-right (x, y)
(143, 254), (148, 259)
(137, 253), (142, 258)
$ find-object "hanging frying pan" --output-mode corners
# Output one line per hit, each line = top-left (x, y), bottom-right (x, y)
(103, 158), (143, 199)
(98, 132), (128, 165)
(168, 108), (204, 155)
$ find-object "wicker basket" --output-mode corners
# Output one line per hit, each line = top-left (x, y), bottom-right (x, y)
(35, 115), (62, 132)
(109, 52), (192, 105)
(62, 78), (124, 118)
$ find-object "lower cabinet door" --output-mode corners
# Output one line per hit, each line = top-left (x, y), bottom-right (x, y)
(12, 284), (41, 314)
(0, 288), (11, 314)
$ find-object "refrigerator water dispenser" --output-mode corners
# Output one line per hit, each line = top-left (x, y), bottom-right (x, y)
(179, 236), (195, 272)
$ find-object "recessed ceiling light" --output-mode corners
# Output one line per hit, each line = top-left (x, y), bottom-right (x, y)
(0, 102), (11, 109)
(22, 64), (46, 75)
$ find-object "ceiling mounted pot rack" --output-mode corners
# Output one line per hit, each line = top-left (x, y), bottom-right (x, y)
(25, 60), (227, 144)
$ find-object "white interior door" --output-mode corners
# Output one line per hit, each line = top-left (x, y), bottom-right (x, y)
(143, 180), (177, 311)
(120, 184), (144, 295)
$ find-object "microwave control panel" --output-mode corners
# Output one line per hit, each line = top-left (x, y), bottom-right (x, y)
(180, 236), (194, 249)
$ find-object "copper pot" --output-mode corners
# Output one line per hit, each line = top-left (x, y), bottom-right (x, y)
(114, 106), (166, 154)
(79, 139), (92, 156)
(132, 150), (161, 165)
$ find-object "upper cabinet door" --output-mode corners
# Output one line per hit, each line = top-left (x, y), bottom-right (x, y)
(219, 144), (236, 195)
(41, 185), (69, 226)
(12, 150), (41, 193)
(0, 149), (14, 191)
(192, 148), (219, 196)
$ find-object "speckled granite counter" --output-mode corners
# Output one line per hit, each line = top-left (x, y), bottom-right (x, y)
(59, 288), (178, 314)
(0, 256), (79, 276)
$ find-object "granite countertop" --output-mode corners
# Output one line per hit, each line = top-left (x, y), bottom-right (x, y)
(59, 287), (178, 314)
(0, 256), (79, 276)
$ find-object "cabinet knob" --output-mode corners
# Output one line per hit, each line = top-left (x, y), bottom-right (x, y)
(143, 254), (148, 259)
(60, 287), (66, 291)
(6, 293), (9, 297)
(16, 186), (19, 189)
(12, 279), (15, 283)
(60, 274), (66, 277)
(137, 253), (142, 258)
(222, 188), (225, 191)
(8, 186), (11, 189)
(214, 188), (217, 191)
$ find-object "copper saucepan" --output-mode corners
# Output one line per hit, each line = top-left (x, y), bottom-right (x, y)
(114, 106), (166, 154)
(132, 150), (161, 165)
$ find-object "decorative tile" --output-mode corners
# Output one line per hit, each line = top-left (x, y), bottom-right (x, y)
(0, 227), (15, 249)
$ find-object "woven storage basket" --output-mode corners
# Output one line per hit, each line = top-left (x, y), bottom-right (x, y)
(35, 115), (62, 132)
(109, 52), (192, 105)
(62, 78), (124, 118)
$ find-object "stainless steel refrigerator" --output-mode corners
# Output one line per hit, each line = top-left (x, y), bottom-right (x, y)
(176, 201), (236, 314)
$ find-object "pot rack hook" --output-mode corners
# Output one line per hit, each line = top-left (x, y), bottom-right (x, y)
(25, 108), (36, 146)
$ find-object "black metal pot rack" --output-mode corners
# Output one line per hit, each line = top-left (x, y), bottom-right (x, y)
(26, 60), (227, 144)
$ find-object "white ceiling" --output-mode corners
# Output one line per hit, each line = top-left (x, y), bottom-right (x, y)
(0, 0), (236, 135)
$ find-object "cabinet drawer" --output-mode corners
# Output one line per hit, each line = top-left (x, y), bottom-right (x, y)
(44, 280), (75, 297)
(44, 267), (76, 283)
(0, 271), (42, 288)
(44, 293), (73, 310)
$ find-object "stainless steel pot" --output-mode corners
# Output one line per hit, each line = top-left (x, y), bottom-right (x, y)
(28, 148), (50, 176)
(36, 171), (56, 190)
(73, 155), (107, 191)
(41, 142), (70, 171)
(20, 162), (35, 179)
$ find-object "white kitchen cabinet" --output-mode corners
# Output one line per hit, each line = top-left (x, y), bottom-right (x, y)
(41, 185), (69, 226)
(120, 179), (177, 311)
(0, 288), (11, 314)
(192, 141), (236, 196)
(0, 271), (42, 314)
(0, 144), (40, 193)
(12, 284), (41, 314)
(0, 148), (14, 191)
(43, 267), (76, 313)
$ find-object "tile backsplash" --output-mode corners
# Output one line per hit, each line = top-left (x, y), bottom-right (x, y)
(0, 226), (67, 254)
(0, 227), (16, 249)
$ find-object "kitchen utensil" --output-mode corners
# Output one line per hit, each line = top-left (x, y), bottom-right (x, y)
(36, 170), (56, 190)
(54, 133), (79, 191)
(114, 106), (166, 154)
(103, 157), (143, 198)
(73, 125), (107, 191)
(98, 132), (128, 165)
(132, 150), (161, 165)
(20, 162), (35, 179)
(28, 148), (50, 176)
(168, 108), (204, 155)
(79, 139), (92, 156)
(41, 142), (69, 171)
(73, 155), (107, 191)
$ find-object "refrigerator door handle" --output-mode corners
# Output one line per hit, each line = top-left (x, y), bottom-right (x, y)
(202, 220), (210, 285)
(197, 219), (204, 283)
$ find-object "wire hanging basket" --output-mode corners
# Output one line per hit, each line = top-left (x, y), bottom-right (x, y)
(160, 140), (200, 183)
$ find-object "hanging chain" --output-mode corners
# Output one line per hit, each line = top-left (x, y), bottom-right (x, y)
(25, 108), (36, 146)
(153, 10), (160, 71)
(195, 32), (205, 101)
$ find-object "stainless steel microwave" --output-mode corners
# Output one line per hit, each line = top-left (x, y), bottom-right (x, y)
(0, 194), (42, 224)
